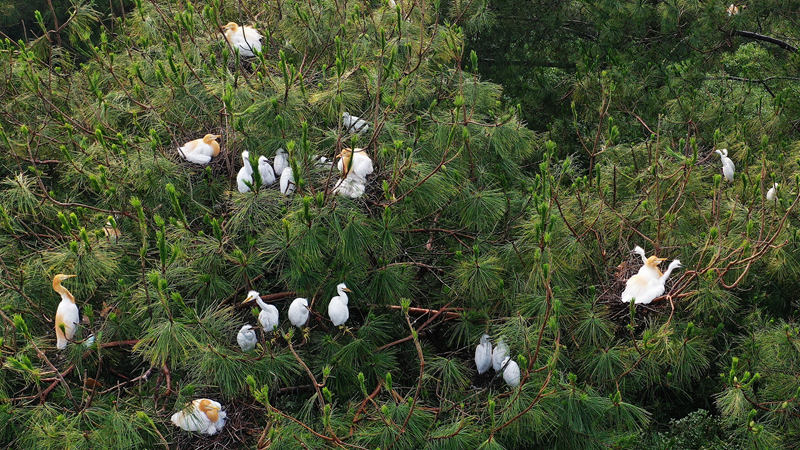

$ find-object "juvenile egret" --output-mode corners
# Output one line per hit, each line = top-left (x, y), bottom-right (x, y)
(222, 22), (262, 57)
(258, 156), (276, 186)
(288, 298), (309, 328)
(727, 4), (739, 15)
(767, 183), (778, 202)
(242, 290), (280, 333)
(474, 334), (492, 375)
(236, 151), (255, 193)
(342, 112), (369, 134)
(621, 259), (683, 304)
(273, 148), (288, 176)
(333, 148), (374, 198)
(716, 149), (735, 182)
(502, 357), (521, 387)
(179, 134), (220, 165)
(632, 246), (666, 280)
(280, 167), (295, 195)
(171, 398), (227, 435)
(327, 283), (352, 327)
(53, 274), (79, 350)
(492, 339), (508, 371)
(237, 325), (257, 352)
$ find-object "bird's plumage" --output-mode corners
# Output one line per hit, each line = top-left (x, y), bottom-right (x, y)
(179, 134), (220, 165)
(280, 167), (295, 195)
(502, 357), (520, 386)
(288, 298), (309, 328)
(223, 22), (262, 57)
(474, 334), (492, 374)
(53, 274), (78, 350)
(767, 183), (778, 201)
(171, 398), (227, 435)
(258, 156), (276, 186)
(716, 149), (735, 182)
(237, 151), (254, 193)
(334, 148), (373, 198)
(237, 325), (257, 352)
(621, 259), (682, 304)
(273, 148), (288, 176)
(243, 290), (280, 333)
(492, 339), (508, 371)
(328, 283), (351, 326)
(342, 112), (369, 133)
(631, 246), (666, 280)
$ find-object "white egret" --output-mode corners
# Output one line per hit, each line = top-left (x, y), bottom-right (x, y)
(342, 112), (369, 134)
(258, 156), (276, 186)
(621, 259), (683, 304)
(178, 134), (220, 165)
(236, 151), (254, 193)
(632, 246), (666, 280)
(53, 274), (79, 350)
(222, 22), (262, 57)
(288, 297), (309, 328)
(767, 183), (778, 202)
(727, 4), (739, 16)
(237, 325), (257, 352)
(242, 290), (280, 333)
(492, 339), (508, 371)
(333, 148), (374, 198)
(327, 283), (352, 327)
(502, 357), (521, 387)
(280, 167), (295, 195)
(474, 334), (492, 375)
(171, 398), (227, 435)
(273, 148), (288, 176)
(716, 149), (735, 182)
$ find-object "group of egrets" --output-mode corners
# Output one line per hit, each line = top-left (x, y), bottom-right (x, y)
(474, 335), (520, 387)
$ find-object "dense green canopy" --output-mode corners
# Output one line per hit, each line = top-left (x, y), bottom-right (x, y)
(1, 0), (799, 448)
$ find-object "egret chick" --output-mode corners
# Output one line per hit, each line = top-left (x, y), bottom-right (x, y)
(171, 398), (227, 435)
(328, 283), (352, 327)
(342, 112), (369, 134)
(288, 298), (309, 328)
(474, 334), (492, 375)
(222, 22), (262, 57)
(716, 149), (735, 182)
(237, 325), (257, 352)
(492, 339), (508, 371)
(621, 259), (683, 304)
(236, 151), (255, 193)
(502, 357), (521, 387)
(242, 290), (280, 333)
(280, 167), (295, 195)
(53, 274), (78, 350)
(178, 134), (220, 165)
(258, 156), (276, 186)
(767, 183), (778, 202)
(273, 148), (288, 176)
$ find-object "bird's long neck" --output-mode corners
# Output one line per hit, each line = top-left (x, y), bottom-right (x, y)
(242, 154), (252, 173)
(337, 287), (349, 304)
(53, 281), (75, 304)
(660, 264), (678, 282)
(255, 296), (268, 311)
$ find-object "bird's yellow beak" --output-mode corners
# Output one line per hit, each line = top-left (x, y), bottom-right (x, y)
(242, 294), (256, 305)
(343, 287), (352, 292)
(62, 274), (77, 279)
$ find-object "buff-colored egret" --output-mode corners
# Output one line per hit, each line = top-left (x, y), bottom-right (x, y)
(179, 134), (220, 165)
(502, 357), (520, 387)
(492, 339), (508, 371)
(52, 274), (78, 350)
(632, 246), (666, 280)
(288, 298), (309, 328)
(333, 148), (374, 198)
(242, 290), (280, 333)
(474, 334), (492, 375)
(716, 149), (735, 182)
(280, 167), (295, 195)
(222, 22), (262, 57)
(171, 398), (227, 435)
(258, 156), (276, 186)
(237, 325), (257, 352)
(342, 112), (369, 134)
(273, 148), (288, 176)
(767, 183), (778, 202)
(727, 4), (739, 15)
(327, 283), (351, 327)
(236, 151), (254, 193)
(621, 259), (683, 304)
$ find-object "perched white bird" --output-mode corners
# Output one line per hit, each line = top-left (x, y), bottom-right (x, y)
(237, 324), (257, 352)
(243, 290), (280, 333)
(288, 297), (309, 328)
(237, 151), (255, 193)
(716, 149), (735, 182)
(273, 148), (289, 176)
(621, 259), (683, 304)
(474, 334), (492, 375)
(171, 398), (227, 435)
(258, 156), (276, 186)
(328, 283), (352, 326)
(178, 134), (220, 165)
(727, 4), (739, 16)
(767, 183), (778, 202)
(632, 246), (666, 281)
(53, 274), (79, 350)
(502, 357), (520, 387)
(333, 148), (374, 198)
(280, 167), (295, 195)
(222, 22), (262, 57)
(492, 339), (508, 372)
(342, 112), (369, 134)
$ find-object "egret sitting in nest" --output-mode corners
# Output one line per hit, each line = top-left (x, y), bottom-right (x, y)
(222, 22), (262, 57)
(171, 398), (227, 435)
(333, 148), (374, 198)
(632, 246), (666, 281)
(53, 274), (79, 350)
(621, 259), (683, 304)
(178, 134), (220, 165)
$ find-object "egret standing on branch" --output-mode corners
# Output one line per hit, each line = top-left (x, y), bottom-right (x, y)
(716, 149), (735, 182)
(242, 290), (280, 333)
(53, 274), (78, 350)
(222, 22), (262, 57)
(178, 134), (220, 165)
(288, 298), (309, 328)
(328, 283), (352, 327)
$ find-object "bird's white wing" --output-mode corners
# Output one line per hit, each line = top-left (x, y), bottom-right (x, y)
(280, 168), (295, 195)
(237, 166), (252, 193)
